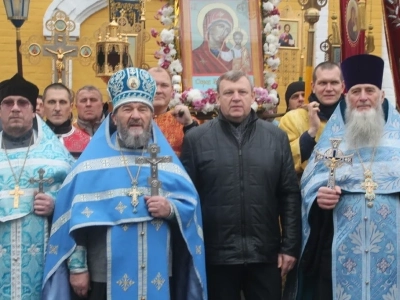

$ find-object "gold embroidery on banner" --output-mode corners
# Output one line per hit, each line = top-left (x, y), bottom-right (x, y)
(196, 245), (202, 255)
(115, 201), (127, 214)
(151, 272), (165, 290)
(49, 245), (58, 255)
(151, 219), (163, 231)
(81, 207), (93, 218)
(117, 274), (135, 291)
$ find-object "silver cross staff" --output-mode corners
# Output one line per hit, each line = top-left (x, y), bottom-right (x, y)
(29, 168), (54, 193)
(315, 138), (353, 189)
(135, 144), (172, 196)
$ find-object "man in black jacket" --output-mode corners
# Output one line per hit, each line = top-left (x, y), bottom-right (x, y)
(180, 70), (301, 300)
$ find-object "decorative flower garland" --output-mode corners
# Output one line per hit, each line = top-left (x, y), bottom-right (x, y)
(152, 4), (183, 77)
(153, 2), (282, 114)
(262, 0), (281, 107)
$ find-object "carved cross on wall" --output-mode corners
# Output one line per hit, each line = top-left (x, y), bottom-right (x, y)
(43, 34), (78, 84)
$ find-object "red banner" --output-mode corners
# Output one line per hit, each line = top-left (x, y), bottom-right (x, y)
(382, 0), (400, 108)
(340, 0), (366, 60)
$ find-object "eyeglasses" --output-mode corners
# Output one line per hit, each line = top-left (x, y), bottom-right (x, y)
(1, 99), (31, 109)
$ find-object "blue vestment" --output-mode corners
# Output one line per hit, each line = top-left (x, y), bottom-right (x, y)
(301, 100), (400, 299)
(0, 117), (74, 299)
(43, 116), (207, 300)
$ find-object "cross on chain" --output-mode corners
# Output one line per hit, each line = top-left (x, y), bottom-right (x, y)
(135, 144), (172, 196)
(361, 170), (378, 207)
(315, 138), (353, 189)
(128, 184), (143, 213)
(10, 185), (24, 208)
(29, 168), (54, 193)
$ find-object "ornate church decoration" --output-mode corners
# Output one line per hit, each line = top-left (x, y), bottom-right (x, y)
(262, 0), (281, 105)
(22, 10), (95, 86)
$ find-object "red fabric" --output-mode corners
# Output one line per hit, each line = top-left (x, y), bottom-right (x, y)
(192, 41), (232, 75)
(340, 0), (366, 61)
(382, 0), (400, 107)
(154, 111), (184, 157)
(62, 127), (90, 155)
(192, 8), (234, 75)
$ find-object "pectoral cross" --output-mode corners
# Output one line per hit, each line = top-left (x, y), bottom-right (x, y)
(127, 182), (143, 213)
(135, 144), (172, 196)
(315, 138), (353, 189)
(29, 168), (54, 193)
(361, 170), (378, 208)
(10, 185), (24, 208)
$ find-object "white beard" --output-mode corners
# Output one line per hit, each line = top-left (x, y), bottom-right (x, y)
(344, 103), (385, 149)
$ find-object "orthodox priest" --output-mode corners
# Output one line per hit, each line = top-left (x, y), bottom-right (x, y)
(0, 74), (74, 299)
(284, 54), (400, 299)
(42, 67), (207, 300)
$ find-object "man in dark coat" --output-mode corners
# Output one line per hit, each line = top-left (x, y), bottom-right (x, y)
(181, 70), (301, 300)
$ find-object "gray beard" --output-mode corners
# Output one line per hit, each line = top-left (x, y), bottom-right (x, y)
(118, 126), (151, 149)
(344, 104), (385, 149)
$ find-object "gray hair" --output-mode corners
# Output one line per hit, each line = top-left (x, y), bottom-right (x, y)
(216, 70), (253, 93)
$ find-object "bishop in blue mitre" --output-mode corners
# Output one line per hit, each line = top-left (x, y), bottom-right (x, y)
(43, 67), (207, 300)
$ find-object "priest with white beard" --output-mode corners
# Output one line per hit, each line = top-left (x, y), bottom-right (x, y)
(284, 54), (400, 300)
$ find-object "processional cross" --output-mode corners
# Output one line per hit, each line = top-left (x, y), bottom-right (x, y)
(315, 138), (353, 188)
(29, 168), (54, 193)
(10, 185), (24, 208)
(135, 144), (172, 196)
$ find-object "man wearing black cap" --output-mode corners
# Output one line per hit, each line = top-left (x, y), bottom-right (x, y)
(285, 80), (305, 111)
(0, 74), (74, 299)
(284, 54), (400, 300)
(279, 62), (345, 176)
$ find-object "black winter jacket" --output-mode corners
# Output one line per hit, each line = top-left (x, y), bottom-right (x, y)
(180, 111), (301, 265)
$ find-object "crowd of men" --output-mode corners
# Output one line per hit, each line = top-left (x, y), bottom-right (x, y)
(0, 53), (398, 300)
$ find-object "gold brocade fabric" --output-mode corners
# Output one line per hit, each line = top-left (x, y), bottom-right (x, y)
(154, 111), (184, 157)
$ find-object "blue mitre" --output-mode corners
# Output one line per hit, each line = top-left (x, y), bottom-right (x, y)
(107, 67), (156, 112)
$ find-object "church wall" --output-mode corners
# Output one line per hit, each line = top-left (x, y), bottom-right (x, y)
(0, 0), (53, 92)
(0, 1), (391, 106)
(0, 0), (167, 100)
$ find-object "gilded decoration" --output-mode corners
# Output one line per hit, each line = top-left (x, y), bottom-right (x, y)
(23, 10), (95, 85)
(151, 272), (166, 291)
(151, 219), (163, 231)
(115, 201), (128, 214)
(81, 207), (94, 218)
(276, 5), (304, 90)
(49, 245), (59, 255)
(196, 245), (202, 255)
(109, 0), (142, 26)
(117, 273), (135, 291)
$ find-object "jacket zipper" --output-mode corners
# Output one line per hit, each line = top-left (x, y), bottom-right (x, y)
(238, 147), (248, 264)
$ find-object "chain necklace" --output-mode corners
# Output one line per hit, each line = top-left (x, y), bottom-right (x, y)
(355, 146), (378, 208)
(119, 140), (146, 213)
(2, 133), (33, 208)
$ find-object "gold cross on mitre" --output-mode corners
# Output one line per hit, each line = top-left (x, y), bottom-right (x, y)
(10, 185), (24, 208)
(315, 138), (353, 189)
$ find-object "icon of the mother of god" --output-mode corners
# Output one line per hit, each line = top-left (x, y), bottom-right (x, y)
(192, 8), (234, 75)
